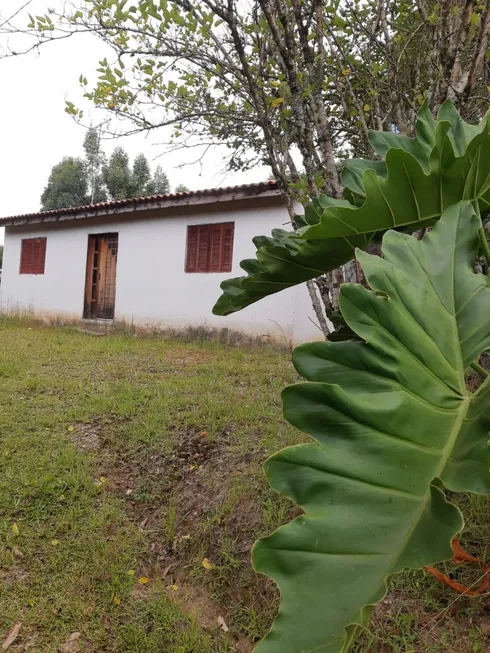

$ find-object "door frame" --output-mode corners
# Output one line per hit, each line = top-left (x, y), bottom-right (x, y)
(83, 233), (119, 320)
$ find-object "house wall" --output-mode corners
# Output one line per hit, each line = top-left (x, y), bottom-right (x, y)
(1, 198), (323, 343)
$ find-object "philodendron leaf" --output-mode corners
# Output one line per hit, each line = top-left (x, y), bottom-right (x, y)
(213, 103), (490, 316)
(252, 202), (490, 653)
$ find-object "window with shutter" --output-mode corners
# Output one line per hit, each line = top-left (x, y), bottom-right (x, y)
(185, 223), (234, 273)
(19, 238), (47, 275)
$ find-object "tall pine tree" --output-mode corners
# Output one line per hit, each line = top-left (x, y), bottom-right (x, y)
(83, 127), (107, 204)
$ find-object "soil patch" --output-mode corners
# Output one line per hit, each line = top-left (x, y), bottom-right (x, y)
(98, 428), (277, 647)
(68, 420), (105, 453)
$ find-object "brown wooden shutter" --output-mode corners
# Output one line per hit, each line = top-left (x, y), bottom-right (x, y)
(20, 240), (30, 274)
(20, 238), (47, 274)
(33, 238), (46, 274)
(222, 223), (234, 272)
(185, 222), (234, 273)
(210, 224), (224, 272)
(26, 240), (34, 273)
(22, 240), (34, 274)
(196, 225), (210, 272)
(185, 226), (199, 272)
(39, 238), (47, 274)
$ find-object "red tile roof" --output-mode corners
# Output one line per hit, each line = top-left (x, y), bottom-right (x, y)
(0, 181), (280, 226)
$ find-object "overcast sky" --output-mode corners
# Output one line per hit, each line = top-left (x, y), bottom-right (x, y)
(0, 0), (269, 244)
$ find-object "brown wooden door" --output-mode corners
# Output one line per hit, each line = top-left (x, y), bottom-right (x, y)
(84, 233), (119, 319)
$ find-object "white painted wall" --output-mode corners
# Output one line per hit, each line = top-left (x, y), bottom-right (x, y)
(1, 198), (323, 343)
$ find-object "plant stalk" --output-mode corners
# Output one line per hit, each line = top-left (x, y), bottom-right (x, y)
(470, 360), (489, 378)
(478, 226), (490, 267)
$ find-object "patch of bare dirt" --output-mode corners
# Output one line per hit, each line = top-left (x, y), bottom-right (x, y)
(105, 429), (266, 544)
(98, 428), (274, 648)
(68, 420), (105, 453)
(0, 567), (29, 588)
(164, 581), (253, 653)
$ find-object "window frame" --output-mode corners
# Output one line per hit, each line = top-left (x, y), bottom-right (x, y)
(19, 237), (47, 275)
(185, 222), (234, 273)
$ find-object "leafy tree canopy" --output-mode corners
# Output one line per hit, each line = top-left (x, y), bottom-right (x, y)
(41, 157), (89, 210)
(102, 146), (132, 200)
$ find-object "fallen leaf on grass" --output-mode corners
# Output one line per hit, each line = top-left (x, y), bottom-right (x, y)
(137, 577), (149, 584)
(201, 558), (213, 570)
(2, 622), (22, 650)
(11, 523), (19, 537)
(217, 616), (229, 633)
(51, 540), (60, 547)
(67, 426), (74, 432)
(113, 595), (121, 605)
(170, 584), (179, 591)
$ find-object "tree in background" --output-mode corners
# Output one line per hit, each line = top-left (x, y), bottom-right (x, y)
(102, 146), (132, 200)
(39, 130), (172, 209)
(40, 157), (89, 210)
(174, 184), (189, 193)
(83, 127), (107, 203)
(150, 165), (170, 194)
(131, 153), (152, 197)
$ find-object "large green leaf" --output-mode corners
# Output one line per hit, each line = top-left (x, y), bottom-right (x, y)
(213, 104), (490, 316)
(252, 202), (490, 653)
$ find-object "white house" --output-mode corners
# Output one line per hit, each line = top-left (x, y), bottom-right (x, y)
(0, 181), (321, 343)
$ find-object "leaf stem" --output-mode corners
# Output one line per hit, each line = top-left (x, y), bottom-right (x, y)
(470, 361), (489, 378)
(473, 201), (490, 266)
(478, 226), (490, 267)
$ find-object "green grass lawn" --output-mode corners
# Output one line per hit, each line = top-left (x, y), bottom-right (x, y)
(1, 318), (490, 652)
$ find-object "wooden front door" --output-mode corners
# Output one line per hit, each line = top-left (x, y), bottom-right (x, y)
(84, 233), (119, 319)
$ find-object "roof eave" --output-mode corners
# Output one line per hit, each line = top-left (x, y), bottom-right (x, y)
(0, 183), (282, 227)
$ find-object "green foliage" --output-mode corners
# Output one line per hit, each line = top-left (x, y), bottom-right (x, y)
(131, 153), (153, 197)
(253, 203), (490, 653)
(151, 164), (170, 194)
(212, 102), (490, 650)
(102, 146), (132, 200)
(213, 102), (490, 316)
(40, 130), (171, 208)
(83, 127), (107, 203)
(40, 157), (89, 210)
(0, 245), (3, 268)
(23, 0), (489, 184)
(103, 149), (171, 199)
(174, 183), (189, 193)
